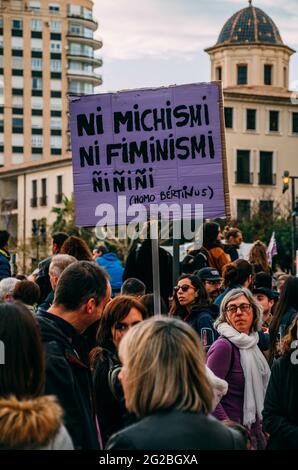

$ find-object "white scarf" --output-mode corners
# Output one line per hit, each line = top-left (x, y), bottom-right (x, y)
(217, 322), (271, 428)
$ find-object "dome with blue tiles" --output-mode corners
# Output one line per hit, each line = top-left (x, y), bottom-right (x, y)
(216, 2), (283, 46)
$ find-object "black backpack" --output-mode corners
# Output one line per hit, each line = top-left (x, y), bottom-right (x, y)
(181, 248), (209, 274)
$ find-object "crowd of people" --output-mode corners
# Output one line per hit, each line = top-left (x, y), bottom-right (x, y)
(0, 223), (297, 451)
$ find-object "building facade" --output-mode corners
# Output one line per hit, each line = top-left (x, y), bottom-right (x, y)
(206, 2), (298, 220)
(0, 0), (102, 268)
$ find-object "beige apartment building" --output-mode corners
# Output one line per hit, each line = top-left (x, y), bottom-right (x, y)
(206, 2), (298, 219)
(0, 0), (101, 256)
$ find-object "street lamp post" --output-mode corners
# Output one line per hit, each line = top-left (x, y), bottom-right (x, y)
(283, 171), (298, 273)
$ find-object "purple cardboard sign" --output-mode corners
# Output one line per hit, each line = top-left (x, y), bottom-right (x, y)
(69, 82), (229, 227)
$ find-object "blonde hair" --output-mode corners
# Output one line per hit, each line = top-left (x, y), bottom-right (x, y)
(119, 316), (213, 418)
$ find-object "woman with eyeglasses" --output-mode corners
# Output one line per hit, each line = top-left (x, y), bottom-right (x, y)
(206, 288), (271, 449)
(90, 295), (148, 447)
(169, 274), (220, 351)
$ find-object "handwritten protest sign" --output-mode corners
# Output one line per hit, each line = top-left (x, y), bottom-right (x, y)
(69, 82), (230, 227)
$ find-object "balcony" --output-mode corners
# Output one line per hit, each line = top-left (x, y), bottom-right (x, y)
(67, 69), (102, 85)
(67, 52), (102, 67)
(30, 197), (38, 208)
(55, 193), (63, 204)
(258, 173), (276, 186)
(39, 196), (47, 206)
(66, 34), (102, 49)
(234, 171), (253, 184)
(67, 14), (98, 30)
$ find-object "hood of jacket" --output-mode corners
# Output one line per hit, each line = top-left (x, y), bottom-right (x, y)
(191, 303), (219, 320)
(101, 252), (119, 262)
(0, 395), (63, 449)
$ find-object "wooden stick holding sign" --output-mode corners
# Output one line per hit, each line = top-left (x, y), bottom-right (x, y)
(150, 220), (161, 315)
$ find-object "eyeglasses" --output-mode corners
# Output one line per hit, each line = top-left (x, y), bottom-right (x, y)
(174, 284), (196, 293)
(226, 303), (252, 314)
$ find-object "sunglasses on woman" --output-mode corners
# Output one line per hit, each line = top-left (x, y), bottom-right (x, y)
(174, 284), (196, 293)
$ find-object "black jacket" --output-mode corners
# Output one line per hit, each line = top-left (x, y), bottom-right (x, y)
(107, 409), (245, 450)
(123, 240), (173, 304)
(184, 304), (219, 351)
(93, 348), (133, 447)
(263, 356), (298, 449)
(37, 309), (99, 449)
(36, 256), (52, 303)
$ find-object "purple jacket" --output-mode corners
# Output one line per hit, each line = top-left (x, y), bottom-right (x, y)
(207, 337), (244, 423)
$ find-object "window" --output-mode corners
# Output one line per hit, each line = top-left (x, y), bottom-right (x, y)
(31, 19), (42, 31)
(259, 151), (274, 185)
(49, 4), (60, 13)
(50, 97), (62, 110)
(50, 21), (61, 32)
(50, 59), (61, 71)
(32, 135), (43, 147)
(50, 135), (62, 148)
(68, 4), (81, 16)
(31, 58), (42, 70)
(56, 175), (63, 203)
(50, 41), (61, 52)
(29, 1), (41, 10)
(50, 118), (61, 129)
(12, 154), (23, 164)
(216, 66), (222, 81)
(12, 57), (22, 69)
(84, 28), (93, 39)
(69, 23), (82, 35)
(40, 178), (47, 206)
(11, 36), (23, 49)
(284, 67), (287, 88)
(12, 95), (23, 106)
(224, 107), (233, 129)
(237, 65), (247, 85)
(31, 38), (43, 51)
(264, 64), (272, 85)
(246, 109), (256, 131)
(31, 180), (37, 207)
(12, 117), (23, 133)
(12, 134), (23, 146)
(292, 113), (298, 134)
(11, 19), (22, 29)
(269, 110), (279, 132)
(84, 8), (93, 20)
(32, 77), (42, 90)
(31, 97), (43, 109)
(32, 115), (43, 129)
(50, 79), (62, 90)
(237, 200), (251, 220)
(12, 75), (23, 88)
(259, 201), (273, 218)
(236, 150), (251, 184)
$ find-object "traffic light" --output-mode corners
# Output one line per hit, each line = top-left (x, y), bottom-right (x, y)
(282, 170), (289, 194)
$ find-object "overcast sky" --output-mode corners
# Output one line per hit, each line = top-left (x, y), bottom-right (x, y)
(93, 0), (298, 93)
